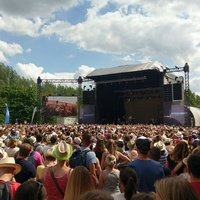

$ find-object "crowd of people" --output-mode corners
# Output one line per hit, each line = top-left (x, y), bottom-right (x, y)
(0, 123), (200, 200)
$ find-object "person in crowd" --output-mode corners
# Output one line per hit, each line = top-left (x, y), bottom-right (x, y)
(36, 147), (56, 181)
(6, 129), (20, 141)
(73, 137), (82, 149)
(153, 141), (168, 166)
(148, 146), (161, 162)
(168, 140), (189, 175)
(93, 138), (107, 164)
(187, 154), (200, 195)
(0, 156), (21, 200)
(80, 190), (114, 200)
(155, 176), (199, 200)
(64, 166), (94, 200)
(148, 147), (171, 177)
(13, 179), (47, 200)
(125, 139), (138, 161)
(127, 136), (164, 192)
(15, 143), (36, 183)
(79, 132), (98, 187)
(99, 154), (120, 194)
(112, 167), (138, 200)
(22, 137), (44, 168)
(5, 138), (20, 157)
(116, 140), (126, 155)
(43, 134), (58, 157)
(131, 192), (154, 200)
(43, 140), (73, 200)
(101, 139), (130, 170)
(34, 133), (44, 155)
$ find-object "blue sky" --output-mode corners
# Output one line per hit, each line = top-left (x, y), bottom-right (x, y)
(0, 1), (200, 94)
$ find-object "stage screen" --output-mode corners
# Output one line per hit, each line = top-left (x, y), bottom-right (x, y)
(163, 101), (185, 125)
(43, 96), (78, 117)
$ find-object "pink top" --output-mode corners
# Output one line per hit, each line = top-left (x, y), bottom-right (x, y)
(33, 151), (44, 167)
(44, 168), (69, 200)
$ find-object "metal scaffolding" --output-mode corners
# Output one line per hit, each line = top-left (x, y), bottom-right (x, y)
(164, 63), (190, 126)
(36, 76), (92, 124)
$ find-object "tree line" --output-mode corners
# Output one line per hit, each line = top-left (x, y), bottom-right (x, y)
(0, 63), (78, 124)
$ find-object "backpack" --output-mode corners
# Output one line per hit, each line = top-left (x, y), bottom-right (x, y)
(0, 181), (11, 200)
(69, 149), (91, 168)
(33, 143), (41, 151)
(28, 150), (36, 167)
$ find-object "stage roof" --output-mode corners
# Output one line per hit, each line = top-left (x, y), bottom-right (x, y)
(87, 61), (165, 78)
(189, 106), (200, 126)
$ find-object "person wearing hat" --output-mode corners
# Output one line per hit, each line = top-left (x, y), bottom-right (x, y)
(36, 147), (56, 181)
(43, 140), (73, 200)
(0, 156), (21, 200)
(127, 136), (164, 193)
(7, 129), (20, 140)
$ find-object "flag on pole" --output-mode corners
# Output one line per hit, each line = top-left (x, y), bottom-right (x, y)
(4, 103), (10, 124)
(31, 107), (37, 124)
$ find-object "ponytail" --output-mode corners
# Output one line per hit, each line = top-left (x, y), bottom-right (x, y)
(124, 177), (137, 200)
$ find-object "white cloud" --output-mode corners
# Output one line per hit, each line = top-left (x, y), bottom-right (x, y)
(40, 1), (200, 69)
(0, 0), (80, 18)
(15, 62), (95, 83)
(0, 40), (23, 63)
(41, 20), (70, 39)
(190, 77), (200, 95)
(74, 65), (95, 79)
(120, 55), (133, 62)
(0, 0), (80, 36)
(0, 16), (44, 36)
(15, 63), (44, 80)
(0, 51), (7, 63)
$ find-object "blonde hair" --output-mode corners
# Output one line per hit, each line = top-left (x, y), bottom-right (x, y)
(155, 176), (199, 200)
(8, 138), (19, 148)
(105, 154), (116, 166)
(64, 166), (94, 200)
(127, 139), (135, 150)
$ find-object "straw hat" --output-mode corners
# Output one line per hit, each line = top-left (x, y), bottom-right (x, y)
(175, 131), (183, 139)
(0, 157), (21, 175)
(53, 140), (73, 161)
(44, 147), (55, 158)
(74, 137), (82, 145)
(154, 141), (166, 151)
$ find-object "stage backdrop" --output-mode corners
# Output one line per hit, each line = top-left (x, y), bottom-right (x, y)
(43, 96), (78, 124)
